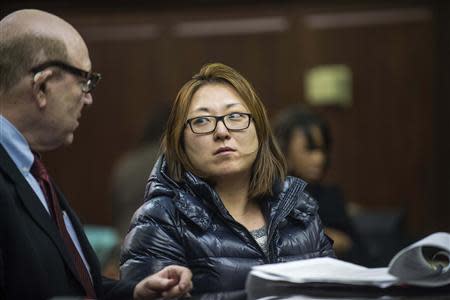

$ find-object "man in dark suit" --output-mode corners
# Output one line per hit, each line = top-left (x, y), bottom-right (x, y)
(0, 9), (192, 300)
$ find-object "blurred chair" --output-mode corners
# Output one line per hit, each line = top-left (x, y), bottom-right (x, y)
(351, 208), (409, 267)
(84, 225), (119, 271)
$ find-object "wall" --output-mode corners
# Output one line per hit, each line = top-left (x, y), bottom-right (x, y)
(2, 1), (447, 235)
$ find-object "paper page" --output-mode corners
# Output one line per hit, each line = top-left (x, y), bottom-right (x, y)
(251, 257), (398, 288)
(249, 232), (450, 290)
(407, 272), (450, 287)
(388, 232), (450, 283)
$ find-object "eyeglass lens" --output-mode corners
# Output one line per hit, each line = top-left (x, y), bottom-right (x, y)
(189, 113), (251, 134)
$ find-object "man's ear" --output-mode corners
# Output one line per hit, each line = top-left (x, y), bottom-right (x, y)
(32, 70), (53, 108)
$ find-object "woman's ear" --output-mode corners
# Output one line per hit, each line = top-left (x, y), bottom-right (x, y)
(32, 69), (52, 108)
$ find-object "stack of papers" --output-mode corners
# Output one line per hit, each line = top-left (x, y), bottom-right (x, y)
(246, 232), (450, 298)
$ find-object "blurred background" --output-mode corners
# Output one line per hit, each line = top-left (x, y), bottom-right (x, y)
(2, 0), (449, 256)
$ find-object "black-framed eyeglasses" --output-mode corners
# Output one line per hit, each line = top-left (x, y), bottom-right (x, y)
(30, 60), (102, 93)
(186, 112), (252, 134)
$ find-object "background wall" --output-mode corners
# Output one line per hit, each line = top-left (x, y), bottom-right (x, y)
(2, 0), (449, 236)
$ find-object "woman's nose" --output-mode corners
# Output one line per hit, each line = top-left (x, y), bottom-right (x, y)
(213, 120), (231, 140)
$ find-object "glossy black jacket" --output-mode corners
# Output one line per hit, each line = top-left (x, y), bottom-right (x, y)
(120, 157), (334, 295)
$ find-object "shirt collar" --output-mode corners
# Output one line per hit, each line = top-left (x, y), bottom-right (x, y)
(0, 115), (34, 172)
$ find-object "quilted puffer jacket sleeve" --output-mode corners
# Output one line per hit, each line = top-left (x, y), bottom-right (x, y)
(304, 191), (335, 258)
(119, 196), (187, 282)
(305, 192), (336, 258)
(317, 214), (336, 258)
(286, 190), (335, 260)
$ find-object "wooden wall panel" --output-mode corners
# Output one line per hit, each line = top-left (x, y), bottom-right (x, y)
(45, 14), (173, 224)
(434, 2), (450, 232)
(299, 7), (434, 233)
(2, 2), (446, 234)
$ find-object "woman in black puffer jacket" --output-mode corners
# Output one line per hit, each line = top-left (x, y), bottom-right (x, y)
(120, 63), (334, 297)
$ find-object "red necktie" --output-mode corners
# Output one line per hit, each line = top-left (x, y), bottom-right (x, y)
(31, 155), (97, 299)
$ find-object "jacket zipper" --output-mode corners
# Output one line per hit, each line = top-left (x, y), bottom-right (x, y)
(266, 183), (302, 263)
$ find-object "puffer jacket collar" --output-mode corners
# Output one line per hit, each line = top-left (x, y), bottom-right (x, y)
(144, 156), (315, 232)
(145, 157), (217, 231)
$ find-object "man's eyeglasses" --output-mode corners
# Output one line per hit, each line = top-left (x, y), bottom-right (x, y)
(186, 112), (252, 134)
(30, 60), (102, 93)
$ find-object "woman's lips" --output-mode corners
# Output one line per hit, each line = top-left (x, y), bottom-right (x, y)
(214, 147), (236, 155)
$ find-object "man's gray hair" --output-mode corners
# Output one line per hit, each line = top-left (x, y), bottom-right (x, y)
(0, 33), (68, 93)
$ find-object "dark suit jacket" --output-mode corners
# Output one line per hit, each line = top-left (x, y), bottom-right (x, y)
(0, 145), (136, 300)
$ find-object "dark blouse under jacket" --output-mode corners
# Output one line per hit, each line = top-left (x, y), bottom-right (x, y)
(120, 157), (334, 295)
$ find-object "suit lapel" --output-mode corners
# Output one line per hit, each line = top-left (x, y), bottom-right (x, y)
(0, 145), (80, 287)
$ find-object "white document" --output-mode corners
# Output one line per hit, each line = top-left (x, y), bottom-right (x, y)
(388, 232), (450, 286)
(247, 232), (450, 292)
(251, 257), (396, 288)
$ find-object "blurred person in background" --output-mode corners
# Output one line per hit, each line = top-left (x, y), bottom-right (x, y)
(120, 63), (334, 297)
(104, 110), (169, 279)
(111, 108), (169, 239)
(274, 104), (369, 265)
